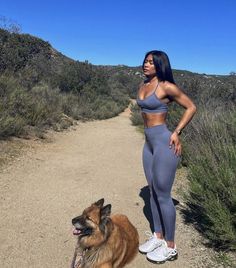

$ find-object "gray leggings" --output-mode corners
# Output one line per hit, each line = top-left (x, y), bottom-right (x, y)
(142, 124), (181, 241)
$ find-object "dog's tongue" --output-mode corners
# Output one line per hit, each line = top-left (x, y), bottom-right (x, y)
(73, 229), (81, 235)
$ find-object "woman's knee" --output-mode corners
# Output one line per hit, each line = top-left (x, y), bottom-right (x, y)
(156, 193), (171, 204)
(153, 177), (171, 195)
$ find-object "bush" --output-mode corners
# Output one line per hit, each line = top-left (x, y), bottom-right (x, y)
(57, 61), (93, 93)
(0, 113), (25, 137)
(182, 105), (236, 250)
(130, 102), (143, 126)
(0, 77), (68, 138)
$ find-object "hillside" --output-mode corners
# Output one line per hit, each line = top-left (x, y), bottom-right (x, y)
(0, 28), (135, 138)
(0, 27), (236, 140)
(1, 27), (236, 102)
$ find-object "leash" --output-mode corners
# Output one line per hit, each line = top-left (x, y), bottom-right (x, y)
(70, 244), (83, 268)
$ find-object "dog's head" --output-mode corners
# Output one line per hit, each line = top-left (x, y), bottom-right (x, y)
(72, 198), (112, 248)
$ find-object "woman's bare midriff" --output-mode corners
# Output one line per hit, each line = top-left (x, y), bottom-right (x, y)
(142, 112), (167, 128)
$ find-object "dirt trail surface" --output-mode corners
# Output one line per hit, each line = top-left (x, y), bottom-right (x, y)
(0, 106), (220, 268)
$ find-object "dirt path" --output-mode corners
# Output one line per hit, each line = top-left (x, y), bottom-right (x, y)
(0, 106), (220, 268)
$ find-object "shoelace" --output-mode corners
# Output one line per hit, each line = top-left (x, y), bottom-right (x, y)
(169, 248), (177, 255)
(164, 247), (177, 257)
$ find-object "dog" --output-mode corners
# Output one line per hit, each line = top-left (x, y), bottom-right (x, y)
(71, 198), (139, 268)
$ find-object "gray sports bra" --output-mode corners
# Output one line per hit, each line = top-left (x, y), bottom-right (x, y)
(136, 82), (168, 113)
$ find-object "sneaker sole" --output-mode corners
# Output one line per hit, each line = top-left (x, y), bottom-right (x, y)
(146, 253), (178, 263)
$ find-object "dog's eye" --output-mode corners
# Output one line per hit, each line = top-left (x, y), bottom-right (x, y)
(87, 216), (93, 221)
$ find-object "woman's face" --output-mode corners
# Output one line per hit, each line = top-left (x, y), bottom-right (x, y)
(143, 54), (156, 77)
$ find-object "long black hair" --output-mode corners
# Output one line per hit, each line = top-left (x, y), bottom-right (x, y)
(142, 50), (176, 84)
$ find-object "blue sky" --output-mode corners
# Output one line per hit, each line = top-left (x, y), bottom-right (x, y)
(0, 0), (235, 75)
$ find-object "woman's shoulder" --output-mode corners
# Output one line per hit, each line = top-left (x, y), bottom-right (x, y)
(161, 80), (176, 90)
(161, 81), (178, 102)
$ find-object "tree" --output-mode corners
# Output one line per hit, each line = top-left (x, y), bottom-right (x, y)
(0, 15), (21, 33)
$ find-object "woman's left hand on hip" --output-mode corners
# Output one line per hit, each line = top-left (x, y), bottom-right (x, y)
(169, 133), (182, 156)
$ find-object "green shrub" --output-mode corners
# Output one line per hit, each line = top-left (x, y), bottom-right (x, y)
(130, 102), (143, 126)
(183, 106), (236, 250)
(0, 113), (25, 137)
(0, 77), (68, 138)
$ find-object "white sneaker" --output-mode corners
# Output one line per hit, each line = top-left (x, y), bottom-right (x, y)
(146, 241), (178, 263)
(139, 231), (165, 254)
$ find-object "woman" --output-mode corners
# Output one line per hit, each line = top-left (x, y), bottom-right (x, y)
(136, 50), (197, 263)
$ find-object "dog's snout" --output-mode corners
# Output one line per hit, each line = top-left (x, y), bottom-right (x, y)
(72, 215), (84, 225)
(72, 216), (80, 225)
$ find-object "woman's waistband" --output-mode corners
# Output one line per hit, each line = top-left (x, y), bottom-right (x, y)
(144, 123), (169, 132)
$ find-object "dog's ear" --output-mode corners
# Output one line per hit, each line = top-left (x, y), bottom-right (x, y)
(101, 204), (111, 218)
(99, 204), (112, 233)
(94, 198), (105, 208)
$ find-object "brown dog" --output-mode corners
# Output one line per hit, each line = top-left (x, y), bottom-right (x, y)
(71, 198), (139, 268)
